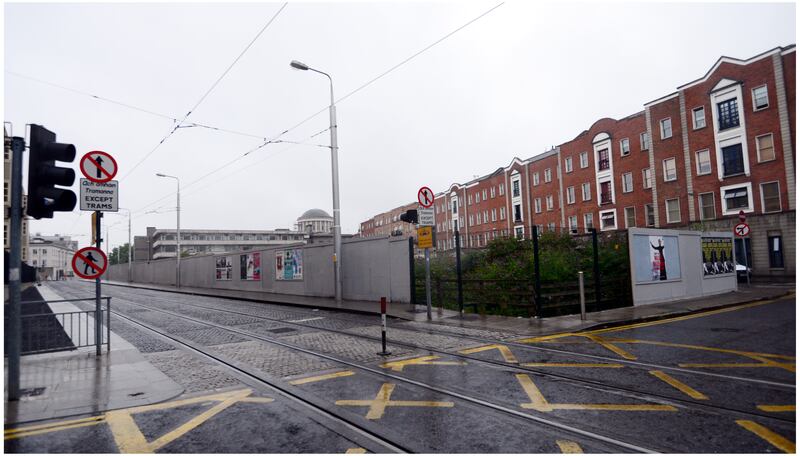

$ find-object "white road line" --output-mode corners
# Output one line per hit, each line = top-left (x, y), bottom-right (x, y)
(287, 317), (325, 323)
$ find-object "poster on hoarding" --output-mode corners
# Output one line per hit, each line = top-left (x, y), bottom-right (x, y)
(632, 234), (681, 283)
(701, 237), (735, 276)
(215, 256), (232, 280)
(239, 252), (261, 281)
(275, 249), (303, 280)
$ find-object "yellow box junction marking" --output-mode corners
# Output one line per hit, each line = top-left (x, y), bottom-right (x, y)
(648, 370), (708, 400)
(289, 370), (356, 385)
(736, 420), (796, 453)
(522, 363), (624, 368)
(757, 405), (796, 412)
(104, 388), (273, 453)
(345, 448), (367, 454)
(556, 440), (584, 453)
(5, 415), (106, 440)
(515, 374), (676, 412)
(585, 335), (637, 360)
(381, 355), (467, 372)
(459, 344), (518, 363)
(335, 383), (454, 420)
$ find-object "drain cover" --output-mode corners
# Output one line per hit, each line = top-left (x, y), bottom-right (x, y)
(266, 327), (295, 334)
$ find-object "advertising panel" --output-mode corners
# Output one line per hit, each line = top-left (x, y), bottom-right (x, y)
(215, 256), (232, 280)
(701, 237), (735, 276)
(275, 249), (303, 280)
(239, 252), (261, 281)
(632, 234), (681, 283)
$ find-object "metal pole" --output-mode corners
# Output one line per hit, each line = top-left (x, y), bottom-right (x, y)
(532, 224), (541, 317)
(578, 271), (586, 321)
(425, 247), (432, 320)
(329, 85), (342, 304)
(176, 178), (181, 288)
(408, 236), (416, 308)
(742, 237), (750, 287)
(455, 229), (463, 316)
(8, 135), (25, 401)
(128, 209), (132, 282)
(378, 297), (390, 356)
(95, 210), (102, 356)
(591, 228), (601, 311)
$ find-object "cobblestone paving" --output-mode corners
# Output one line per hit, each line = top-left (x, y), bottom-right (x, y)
(397, 320), (522, 340)
(144, 350), (243, 393)
(108, 315), (177, 353)
(345, 325), (477, 351)
(211, 340), (335, 378)
(234, 321), (306, 337)
(299, 316), (376, 331)
(280, 331), (416, 364)
(174, 327), (250, 346)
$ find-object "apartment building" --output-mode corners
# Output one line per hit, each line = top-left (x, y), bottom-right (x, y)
(360, 45), (796, 278)
(28, 234), (77, 280)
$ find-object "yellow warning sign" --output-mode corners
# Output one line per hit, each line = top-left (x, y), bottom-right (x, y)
(417, 226), (433, 249)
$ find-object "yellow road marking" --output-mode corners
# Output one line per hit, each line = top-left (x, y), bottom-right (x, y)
(289, 370), (356, 385)
(736, 420), (796, 453)
(515, 374), (676, 412)
(601, 338), (795, 362)
(746, 354), (796, 372)
(4, 416), (105, 440)
(585, 335), (637, 360)
(649, 370), (708, 400)
(556, 440), (584, 453)
(521, 363), (624, 368)
(381, 355), (467, 372)
(459, 344), (518, 363)
(335, 383), (454, 420)
(757, 405), (796, 412)
(105, 409), (150, 453)
(346, 448), (367, 454)
(679, 362), (794, 369)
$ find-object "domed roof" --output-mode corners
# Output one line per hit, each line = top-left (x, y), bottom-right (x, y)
(298, 208), (332, 220)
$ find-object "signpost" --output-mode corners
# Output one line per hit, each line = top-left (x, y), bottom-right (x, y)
(80, 151), (117, 183)
(80, 179), (119, 212)
(416, 187), (435, 320)
(734, 220), (751, 287)
(72, 247), (108, 280)
(418, 208), (434, 226)
(418, 186), (434, 208)
(733, 222), (750, 237)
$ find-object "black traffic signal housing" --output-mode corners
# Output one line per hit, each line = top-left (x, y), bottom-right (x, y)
(26, 125), (77, 219)
(399, 209), (418, 224)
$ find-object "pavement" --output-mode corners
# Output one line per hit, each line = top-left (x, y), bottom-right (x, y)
(4, 284), (184, 426)
(97, 278), (794, 336)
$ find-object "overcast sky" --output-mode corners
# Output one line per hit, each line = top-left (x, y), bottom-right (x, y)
(4, 1), (795, 251)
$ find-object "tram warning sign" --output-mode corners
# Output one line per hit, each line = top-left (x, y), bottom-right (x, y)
(80, 179), (118, 212)
(72, 247), (108, 279)
(734, 222), (750, 237)
(80, 151), (118, 183)
(418, 186), (434, 208)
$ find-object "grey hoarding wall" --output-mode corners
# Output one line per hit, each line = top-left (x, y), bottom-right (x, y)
(628, 228), (736, 306)
(104, 235), (411, 303)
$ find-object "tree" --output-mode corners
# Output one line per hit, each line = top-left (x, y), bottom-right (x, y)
(109, 243), (131, 265)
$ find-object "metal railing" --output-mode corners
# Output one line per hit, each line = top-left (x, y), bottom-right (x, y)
(5, 297), (111, 355)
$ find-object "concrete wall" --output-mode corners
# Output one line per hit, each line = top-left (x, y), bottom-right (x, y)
(628, 227), (737, 306)
(104, 235), (411, 303)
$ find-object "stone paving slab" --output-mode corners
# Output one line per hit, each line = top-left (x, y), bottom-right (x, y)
(144, 350), (242, 394)
(280, 331), (416, 364)
(210, 340), (335, 379)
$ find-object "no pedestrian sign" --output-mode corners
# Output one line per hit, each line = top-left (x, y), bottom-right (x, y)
(72, 247), (108, 280)
(80, 179), (119, 212)
(80, 151), (118, 183)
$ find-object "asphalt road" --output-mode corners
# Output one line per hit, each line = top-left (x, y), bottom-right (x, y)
(5, 281), (795, 453)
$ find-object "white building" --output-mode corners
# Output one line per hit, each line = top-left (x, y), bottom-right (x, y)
(28, 234), (77, 280)
(295, 208), (333, 234)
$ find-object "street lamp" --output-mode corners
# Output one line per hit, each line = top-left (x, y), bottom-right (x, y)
(156, 173), (181, 288)
(109, 208), (132, 282)
(290, 59), (342, 304)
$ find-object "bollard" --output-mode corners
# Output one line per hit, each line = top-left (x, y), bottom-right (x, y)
(578, 271), (586, 321)
(377, 297), (391, 356)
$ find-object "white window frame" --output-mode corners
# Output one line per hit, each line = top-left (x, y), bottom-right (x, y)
(643, 168), (652, 189)
(568, 215), (578, 233)
(499, 183), (505, 196)
(468, 195), (472, 205)
(695, 149), (712, 175)
(692, 106), (706, 129)
(565, 157), (573, 173)
(752, 84), (769, 111)
(760, 181), (782, 213)
(622, 172), (633, 193)
(482, 189), (488, 200)
(534, 198), (542, 213)
(645, 204), (655, 227)
(544, 168), (552, 183)
(620, 138), (630, 156)
(581, 182), (591, 201)
(660, 118), (672, 139)
(698, 192), (716, 220)
(490, 187), (496, 198)
(663, 157), (677, 182)
(599, 208), (617, 231)
(624, 206), (636, 228)
(580, 151), (589, 168)
(491, 208), (497, 222)
(533, 172), (540, 186)
(665, 198), (681, 224)
(468, 214), (474, 227)
(583, 213), (593, 232)
(483, 210), (489, 224)
(567, 186), (575, 204)
(475, 192), (480, 203)
(756, 133), (776, 163)
(720, 182), (754, 215)
(546, 195), (553, 210)
(500, 206), (506, 220)
(640, 132), (649, 150)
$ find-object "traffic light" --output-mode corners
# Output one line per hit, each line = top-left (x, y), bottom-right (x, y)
(399, 209), (418, 224)
(26, 125), (76, 219)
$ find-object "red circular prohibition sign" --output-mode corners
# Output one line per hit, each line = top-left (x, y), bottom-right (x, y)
(72, 247), (108, 279)
(418, 186), (434, 208)
(80, 151), (118, 183)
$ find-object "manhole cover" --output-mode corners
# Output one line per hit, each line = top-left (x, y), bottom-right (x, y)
(266, 327), (295, 334)
(20, 387), (46, 397)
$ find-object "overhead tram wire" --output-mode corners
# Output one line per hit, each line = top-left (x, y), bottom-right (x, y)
(130, 2), (504, 216)
(119, 2), (289, 183)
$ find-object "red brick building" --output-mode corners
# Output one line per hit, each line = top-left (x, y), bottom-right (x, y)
(358, 45), (795, 278)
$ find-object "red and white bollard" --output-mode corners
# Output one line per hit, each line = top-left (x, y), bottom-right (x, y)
(377, 296), (391, 356)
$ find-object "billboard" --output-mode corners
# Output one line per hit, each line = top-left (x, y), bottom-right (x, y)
(632, 234), (681, 283)
(215, 256), (232, 280)
(239, 252), (261, 281)
(276, 249), (303, 280)
(701, 237), (735, 276)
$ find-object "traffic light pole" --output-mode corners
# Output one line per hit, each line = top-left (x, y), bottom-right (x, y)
(425, 247), (432, 321)
(8, 136), (26, 401)
(95, 210), (103, 356)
